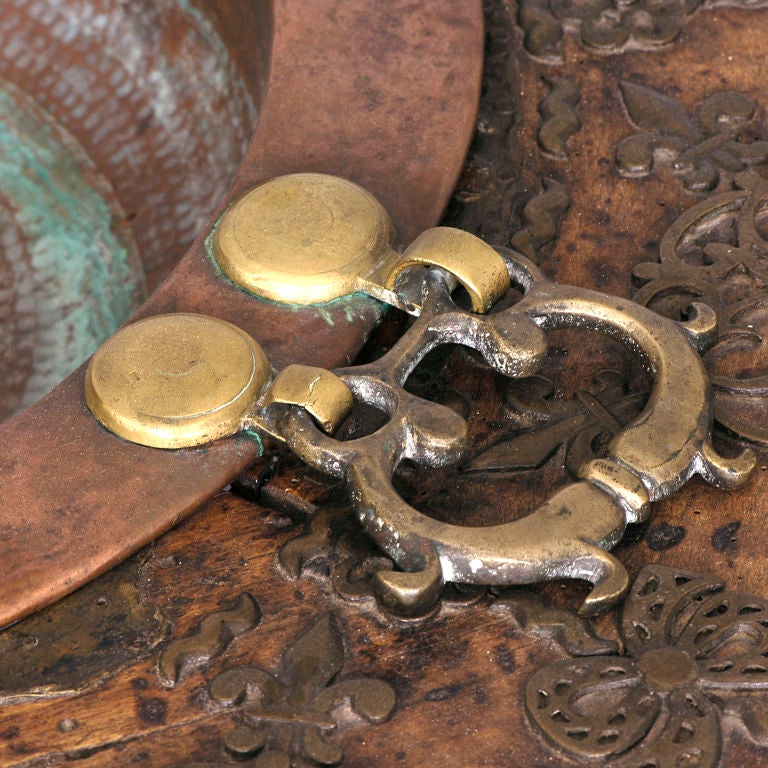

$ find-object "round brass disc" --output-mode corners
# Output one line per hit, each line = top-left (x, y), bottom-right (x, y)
(85, 313), (269, 449)
(213, 173), (396, 304)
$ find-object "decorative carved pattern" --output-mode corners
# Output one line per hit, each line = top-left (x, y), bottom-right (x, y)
(517, 0), (768, 61)
(445, 1), (570, 261)
(538, 76), (581, 158)
(157, 593), (261, 686)
(526, 564), (768, 766)
(208, 613), (396, 765)
(279, 504), (487, 618)
(633, 171), (768, 443)
(616, 81), (768, 192)
(467, 371), (646, 477)
(491, 590), (619, 656)
(509, 179), (571, 261)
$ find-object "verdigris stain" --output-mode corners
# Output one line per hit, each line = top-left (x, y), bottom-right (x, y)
(0, 78), (145, 408)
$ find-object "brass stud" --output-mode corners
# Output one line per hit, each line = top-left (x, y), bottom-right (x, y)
(85, 314), (269, 449)
(213, 173), (397, 305)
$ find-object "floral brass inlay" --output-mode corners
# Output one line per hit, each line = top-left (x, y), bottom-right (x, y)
(208, 613), (395, 766)
(633, 171), (768, 443)
(517, 0), (768, 61)
(526, 565), (768, 766)
(467, 370), (646, 477)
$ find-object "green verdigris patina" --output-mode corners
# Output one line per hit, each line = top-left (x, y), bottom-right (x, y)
(0, 78), (145, 412)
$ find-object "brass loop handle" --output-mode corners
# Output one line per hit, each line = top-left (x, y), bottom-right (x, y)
(274, 251), (756, 618)
(84, 176), (756, 619)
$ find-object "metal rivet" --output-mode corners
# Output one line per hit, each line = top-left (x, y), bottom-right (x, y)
(85, 314), (269, 449)
(213, 173), (397, 305)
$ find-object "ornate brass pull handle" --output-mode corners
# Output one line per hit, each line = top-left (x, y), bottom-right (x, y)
(85, 174), (756, 619)
(271, 249), (755, 618)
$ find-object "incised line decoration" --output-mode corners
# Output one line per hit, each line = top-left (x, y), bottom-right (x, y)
(206, 612), (396, 766)
(526, 564), (768, 766)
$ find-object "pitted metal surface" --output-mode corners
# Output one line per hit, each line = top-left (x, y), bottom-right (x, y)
(271, 249), (756, 617)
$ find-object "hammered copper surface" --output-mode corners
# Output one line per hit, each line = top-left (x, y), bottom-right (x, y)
(0, 0), (484, 628)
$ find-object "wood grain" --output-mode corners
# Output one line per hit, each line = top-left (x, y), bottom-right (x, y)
(4, 1), (768, 766)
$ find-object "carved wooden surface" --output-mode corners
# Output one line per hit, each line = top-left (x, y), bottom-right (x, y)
(4, 1), (768, 766)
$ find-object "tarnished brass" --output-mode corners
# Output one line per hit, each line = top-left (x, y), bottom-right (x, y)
(276, 249), (755, 617)
(383, 227), (509, 313)
(157, 593), (260, 687)
(213, 173), (398, 305)
(526, 564), (768, 765)
(207, 613), (395, 763)
(85, 314), (270, 449)
(85, 176), (756, 620)
(259, 365), (353, 435)
(213, 174), (511, 316)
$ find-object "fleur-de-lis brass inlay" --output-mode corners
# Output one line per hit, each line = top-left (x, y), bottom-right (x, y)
(616, 82), (768, 193)
(468, 370), (646, 477)
(208, 613), (396, 766)
(526, 565), (768, 766)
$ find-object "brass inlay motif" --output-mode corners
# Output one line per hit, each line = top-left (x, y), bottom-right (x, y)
(616, 82), (768, 193)
(207, 613), (395, 764)
(526, 564), (768, 766)
(491, 590), (619, 657)
(537, 76), (581, 159)
(157, 593), (261, 687)
(86, 313), (269, 449)
(517, 0), (768, 61)
(509, 179), (571, 261)
(468, 371), (646, 477)
(633, 172), (768, 444)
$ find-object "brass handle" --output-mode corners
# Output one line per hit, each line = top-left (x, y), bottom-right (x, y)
(270, 249), (755, 618)
(85, 175), (756, 618)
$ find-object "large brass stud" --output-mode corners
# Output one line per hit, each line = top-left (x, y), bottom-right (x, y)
(85, 314), (270, 449)
(213, 173), (397, 305)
